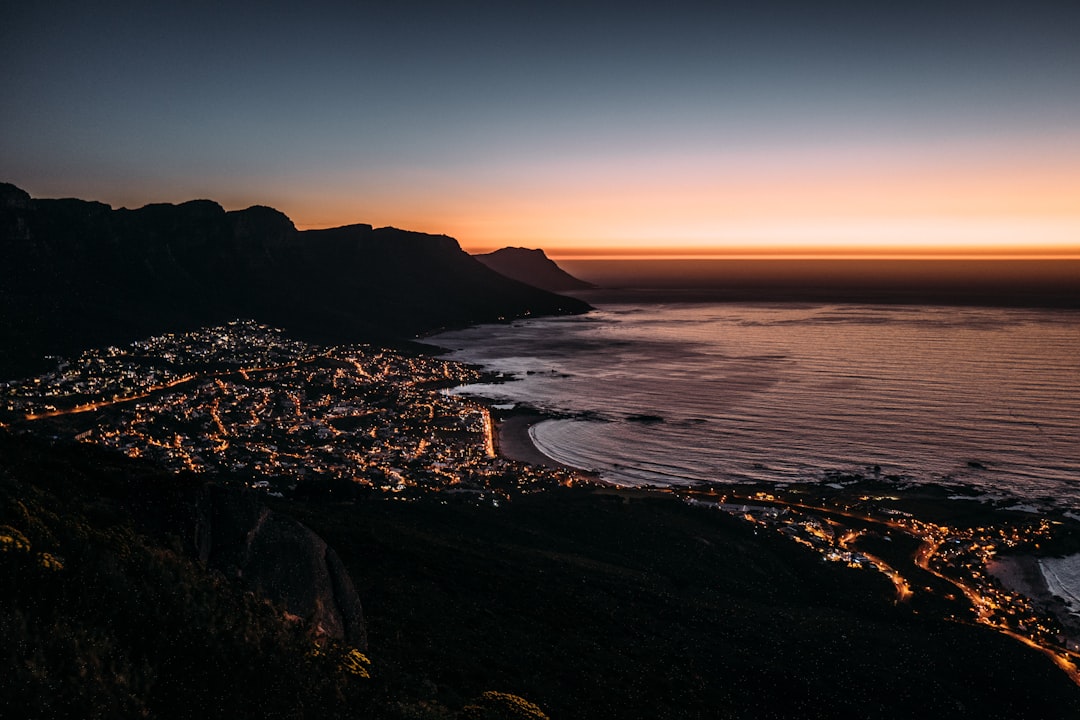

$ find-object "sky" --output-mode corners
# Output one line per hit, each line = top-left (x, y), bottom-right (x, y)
(3, 0), (1079, 258)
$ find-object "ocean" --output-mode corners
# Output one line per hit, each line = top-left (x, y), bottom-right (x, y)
(431, 300), (1080, 507)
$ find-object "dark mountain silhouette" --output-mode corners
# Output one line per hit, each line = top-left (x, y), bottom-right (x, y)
(474, 246), (594, 292)
(0, 183), (590, 376)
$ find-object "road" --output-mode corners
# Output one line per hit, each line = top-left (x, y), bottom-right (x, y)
(19, 353), (329, 422)
(683, 487), (1080, 686)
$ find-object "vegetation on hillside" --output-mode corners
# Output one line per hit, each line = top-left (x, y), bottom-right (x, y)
(3, 433), (1080, 718)
(287, 490), (1080, 719)
(0, 436), (371, 718)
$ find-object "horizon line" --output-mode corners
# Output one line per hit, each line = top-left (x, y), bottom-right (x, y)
(464, 244), (1080, 261)
(541, 253), (1080, 261)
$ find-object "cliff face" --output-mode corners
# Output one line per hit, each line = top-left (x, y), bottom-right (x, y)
(195, 485), (366, 648)
(0, 428), (367, 647)
(0, 183), (591, 376)
(473, 247), (594, 292)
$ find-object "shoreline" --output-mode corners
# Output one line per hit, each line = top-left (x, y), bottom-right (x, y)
(493, 410), (568, 468)
(495, 407), (1080, 651)
(988, 554), (1080, 648)
(492, 409), (596, 479)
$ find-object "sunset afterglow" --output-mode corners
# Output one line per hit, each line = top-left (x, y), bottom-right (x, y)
(3, 2), (1079, 260)
(5, 3), (1080, 714)
(283, 140), (1080, 258)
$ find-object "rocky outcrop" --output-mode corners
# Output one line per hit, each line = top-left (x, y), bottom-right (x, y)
(474, 247), (594, 292)
(194, 485), (366, 648)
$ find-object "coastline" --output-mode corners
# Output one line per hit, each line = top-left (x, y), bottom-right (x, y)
(989, 554), (1080, 647)
(492, 408), (595, 478)
(989, 555), (1054, 605)
(494, 410), (570, 468)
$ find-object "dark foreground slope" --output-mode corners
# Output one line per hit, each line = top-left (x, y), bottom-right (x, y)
(0, 183), (589, 377)
(0, 434), (373, 719)
(4, 434), (1080, 718)
(474, 247), (594, 292)
(288, 493), (1080, 720)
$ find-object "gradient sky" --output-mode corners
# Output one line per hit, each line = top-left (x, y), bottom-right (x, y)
(3, 1), (1078, 257)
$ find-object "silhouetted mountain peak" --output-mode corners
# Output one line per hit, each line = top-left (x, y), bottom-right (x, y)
(474, 246), (594, 292)
(0, 182), (32, 210)
(228, 205), (297, 246)
(0, 182), (590, 376)
(371, 226), (462, 252)
(229, 204), (296, 226)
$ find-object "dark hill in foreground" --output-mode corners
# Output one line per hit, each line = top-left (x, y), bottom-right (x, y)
(474, 247), (594, 292)
(0, 183), (590, 377)
(0, 433), (373, 719)
(289, 492), (1080, 719)
(3, 432), (1079, 718)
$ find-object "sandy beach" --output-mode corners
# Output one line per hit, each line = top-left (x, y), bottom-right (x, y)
(988, 555), (1052, 602)
(989, 555), (1080, 646)
(494, 412), (562, 466)
(492, 410), (593, 478)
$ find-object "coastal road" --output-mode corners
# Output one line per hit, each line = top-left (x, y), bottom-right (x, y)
(20, 353), (329, 422)
(683, 487), (1080, 686)
(838, 529), (913, 603)
(914, 536), (1080, 684)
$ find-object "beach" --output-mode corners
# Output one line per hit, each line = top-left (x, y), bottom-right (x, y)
(492, 409), (588, 476)
(493, 411), (559, 465)
(989, 555), (1053, 603)
(989, 555), (1080, 648)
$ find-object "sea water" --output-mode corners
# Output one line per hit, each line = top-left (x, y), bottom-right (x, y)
(431, 302), (1080, 506)
(1040, 555), (1080, 614)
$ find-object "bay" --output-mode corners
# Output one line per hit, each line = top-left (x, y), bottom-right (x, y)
(431, 302), (1080, 506)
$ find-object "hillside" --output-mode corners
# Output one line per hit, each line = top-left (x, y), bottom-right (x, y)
(0, 432), (373, 719)
(4, 431), (1080, 718)
(474, 247), (594, 292)
(0, 183), (590, 377)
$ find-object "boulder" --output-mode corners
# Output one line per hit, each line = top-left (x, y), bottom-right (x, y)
(194, 485), (366, 648)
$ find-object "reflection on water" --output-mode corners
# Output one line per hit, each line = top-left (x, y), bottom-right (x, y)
(432, 303), (1080, 505)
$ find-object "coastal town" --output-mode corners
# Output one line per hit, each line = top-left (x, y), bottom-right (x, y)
(0, 320), (581, 501)
(681, 481), (1080, 682)
(3, 319), (1080, 686)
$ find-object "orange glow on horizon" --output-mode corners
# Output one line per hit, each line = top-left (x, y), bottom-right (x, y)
(501, 250), (1080, 261)
(294, 213), (1080, 260)
(286, 140), (1080, 260)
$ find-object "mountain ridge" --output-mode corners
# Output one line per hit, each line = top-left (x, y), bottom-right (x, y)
(0, 182), (590, 377)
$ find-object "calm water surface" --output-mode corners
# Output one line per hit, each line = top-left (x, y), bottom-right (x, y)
(432, 303), (1080, 506)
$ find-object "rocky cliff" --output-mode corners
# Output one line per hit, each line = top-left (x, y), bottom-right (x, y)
(195, 485), (366, 647)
